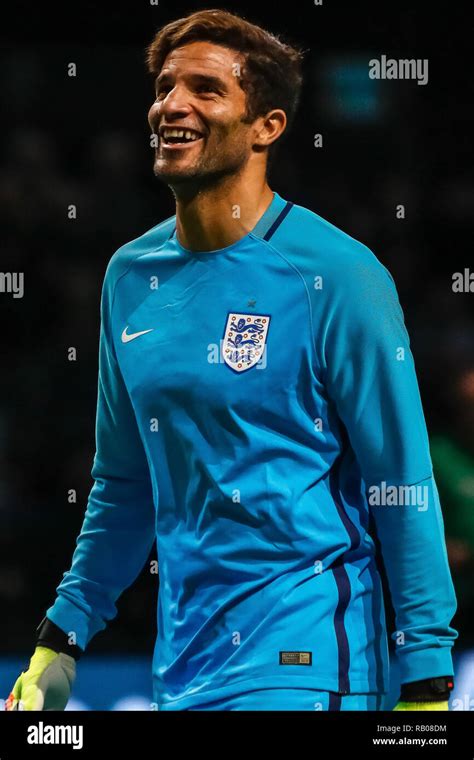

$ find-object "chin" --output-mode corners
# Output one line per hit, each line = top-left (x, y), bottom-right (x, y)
(153, 160), (233, 191)
(154, 167), (197, 184)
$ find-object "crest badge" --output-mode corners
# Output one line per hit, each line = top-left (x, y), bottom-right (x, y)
(222, 312), (271, 373)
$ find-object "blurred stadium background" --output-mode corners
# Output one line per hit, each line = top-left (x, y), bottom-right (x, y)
(0, 1), (473, 709)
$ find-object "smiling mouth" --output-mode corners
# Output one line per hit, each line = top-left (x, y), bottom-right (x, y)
(161, 137), (204, 151)
(159, 128), (205, 150)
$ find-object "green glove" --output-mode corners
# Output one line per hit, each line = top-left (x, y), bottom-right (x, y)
(394, 700), (449, 711)
(5, 646), (76, 711)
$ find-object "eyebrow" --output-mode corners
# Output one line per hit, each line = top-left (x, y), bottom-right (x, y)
(155, 71), (228, 92)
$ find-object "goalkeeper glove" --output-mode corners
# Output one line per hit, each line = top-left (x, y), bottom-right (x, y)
(393, 676), (453, 711)
(394, 700), (448, 711)
(5, 617), (83, 711)
(5, 646), (76, 711)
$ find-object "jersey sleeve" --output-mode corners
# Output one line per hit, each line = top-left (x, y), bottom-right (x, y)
(321, 250), (458, 685)
(45, 257), (156, 651)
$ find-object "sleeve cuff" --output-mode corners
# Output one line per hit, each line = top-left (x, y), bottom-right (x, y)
(36, 616), (84, 660)
(397, 647), (454, 685)
(45, 594), (107, 651)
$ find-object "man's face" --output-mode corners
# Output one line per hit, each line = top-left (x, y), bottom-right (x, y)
(147, 41), (258, 189)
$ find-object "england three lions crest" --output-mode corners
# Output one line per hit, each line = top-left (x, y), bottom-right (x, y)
(222, 312), (270, 373)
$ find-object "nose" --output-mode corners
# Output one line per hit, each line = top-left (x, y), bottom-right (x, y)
(150, 85), (193, 130)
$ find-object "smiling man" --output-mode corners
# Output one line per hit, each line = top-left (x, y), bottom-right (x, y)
(7, 9), (457, 712)
(148, 29), (286, 249)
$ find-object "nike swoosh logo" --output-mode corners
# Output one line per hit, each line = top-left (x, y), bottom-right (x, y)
(121, 326), (154, 343)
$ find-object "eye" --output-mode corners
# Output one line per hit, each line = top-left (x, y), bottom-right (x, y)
(154, 82), (217, 100)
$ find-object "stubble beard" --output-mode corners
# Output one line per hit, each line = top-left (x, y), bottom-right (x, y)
(153, 137), (250, 193)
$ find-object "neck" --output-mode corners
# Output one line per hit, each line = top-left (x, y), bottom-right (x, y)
(172, 173), (274, 253)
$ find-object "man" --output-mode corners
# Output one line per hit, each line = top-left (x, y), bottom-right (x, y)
(6, 9), (457, 711)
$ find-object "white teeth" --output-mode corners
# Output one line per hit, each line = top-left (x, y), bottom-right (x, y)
(162, 128), (201, 142)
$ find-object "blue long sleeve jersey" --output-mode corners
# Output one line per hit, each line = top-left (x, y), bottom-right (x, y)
(46, 191), (458, 709)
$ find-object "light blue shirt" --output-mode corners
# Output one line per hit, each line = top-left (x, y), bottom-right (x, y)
(46, 191), (458, 709)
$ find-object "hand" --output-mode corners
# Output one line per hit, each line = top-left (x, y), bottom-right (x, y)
(5, 646), (76, 711)
(393, 700), (449, 711)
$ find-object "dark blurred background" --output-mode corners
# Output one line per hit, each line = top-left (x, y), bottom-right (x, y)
(0, 1), (473, 708)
